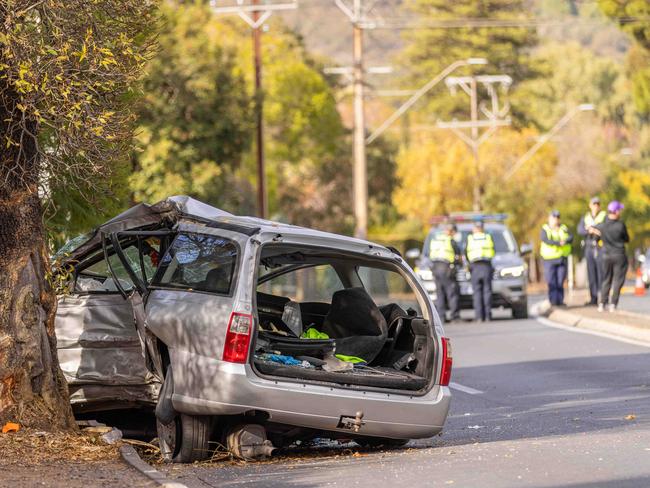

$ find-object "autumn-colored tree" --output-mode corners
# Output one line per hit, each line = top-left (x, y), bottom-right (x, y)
(393, 128), (558, 244)
(0, 0), (156, 428)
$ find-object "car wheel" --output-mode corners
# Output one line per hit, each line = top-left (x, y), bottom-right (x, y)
(356, 437), (409, 449)
(512, 302), (528, 319)
(157, 414), (211, 463)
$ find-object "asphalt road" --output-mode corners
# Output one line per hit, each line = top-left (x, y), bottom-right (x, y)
(161, 316), (650, 488)
(618, 293), (650, 315)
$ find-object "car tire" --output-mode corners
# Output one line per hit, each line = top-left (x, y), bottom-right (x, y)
(512, 302), (528, 319)
(157, 413), (211, 463)
(356, 437), (409, 449)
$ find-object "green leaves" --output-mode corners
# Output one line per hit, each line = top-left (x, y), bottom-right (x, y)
(131, 3), (254, 211)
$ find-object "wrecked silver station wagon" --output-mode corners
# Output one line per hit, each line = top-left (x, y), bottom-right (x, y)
(54, 196), (452, 462)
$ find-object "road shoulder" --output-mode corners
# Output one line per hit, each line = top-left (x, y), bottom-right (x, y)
(532, 298), (650, 345)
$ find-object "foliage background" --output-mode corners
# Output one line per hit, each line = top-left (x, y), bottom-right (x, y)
(48, 0), (650, 258)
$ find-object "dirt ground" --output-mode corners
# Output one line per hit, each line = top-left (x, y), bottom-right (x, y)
(0, 428), (154, 487)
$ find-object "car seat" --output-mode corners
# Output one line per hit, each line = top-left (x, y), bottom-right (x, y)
(322, 287), (388, 363)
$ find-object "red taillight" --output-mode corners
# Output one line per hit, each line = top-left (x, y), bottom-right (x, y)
(222, 312), (253, 363)
(440, 337), (453, 386)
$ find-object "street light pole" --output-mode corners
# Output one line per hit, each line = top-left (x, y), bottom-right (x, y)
(365, 58), (487, 145)
(469, 76), (480, 211)
(503, 104), (595, 181)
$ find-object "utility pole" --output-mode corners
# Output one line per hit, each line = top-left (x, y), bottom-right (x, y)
(251, 0), (266, 219)
(209, 1), (297, 219)
(352, 0), (367, 239)
(331, 0), (374, 239)
(437, 74), (512, 211)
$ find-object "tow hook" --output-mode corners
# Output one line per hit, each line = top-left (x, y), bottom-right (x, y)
(338, 411), (365, 432)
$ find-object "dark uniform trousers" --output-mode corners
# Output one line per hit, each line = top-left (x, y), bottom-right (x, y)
(432, 261), (460, 321)
(600, 253), (628, 306)
(543, 258), (567, 306)
(470, 261), (492, 321)
(585, 244), (602, 304)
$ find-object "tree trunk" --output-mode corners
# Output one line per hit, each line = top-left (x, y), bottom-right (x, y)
(0, 78), (75, 429)
(0, 190), (75, 429)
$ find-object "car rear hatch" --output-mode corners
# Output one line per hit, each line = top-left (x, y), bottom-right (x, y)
(247, 237), (443, 395)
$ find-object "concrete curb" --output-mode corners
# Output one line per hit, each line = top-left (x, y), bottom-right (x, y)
(531, 299), (650, 345)
(548, 310), (650, 345)
(119, 444), (188, 488)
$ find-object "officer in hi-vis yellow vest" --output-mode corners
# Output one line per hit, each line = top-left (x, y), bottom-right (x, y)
(540, 210), (573, 306)
(577, 196), (606, 305)
(466, 220), (495, 322)
(429, 223), (461, 322)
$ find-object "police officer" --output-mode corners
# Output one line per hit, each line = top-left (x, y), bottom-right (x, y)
(466, 220), (495, 322)
(593, 201), (629, 312)
(429, 223), (461, 322)
(540, 210), (573, 306)
(577, 196), (606, 305)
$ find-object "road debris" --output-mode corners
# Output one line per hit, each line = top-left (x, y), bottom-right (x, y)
(2, 421), (20, 433)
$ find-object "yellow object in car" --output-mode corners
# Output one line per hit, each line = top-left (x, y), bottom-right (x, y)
(334, 354), (366, 364)
(301, 327), (330, 340)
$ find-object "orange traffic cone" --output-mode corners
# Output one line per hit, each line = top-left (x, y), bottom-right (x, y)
(634, 267), (646, 296)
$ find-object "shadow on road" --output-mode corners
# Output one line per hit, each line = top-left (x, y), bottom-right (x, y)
(438, 352), (650, 447)
(531, 477), (650, 488)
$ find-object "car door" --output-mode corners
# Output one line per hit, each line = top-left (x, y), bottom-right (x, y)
(102, 230), (174, 380)
(55, 234), (167, 409)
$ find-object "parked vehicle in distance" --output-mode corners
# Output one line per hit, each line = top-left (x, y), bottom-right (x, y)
(54, 196), (452, 462)
(407, 213), (531, 319)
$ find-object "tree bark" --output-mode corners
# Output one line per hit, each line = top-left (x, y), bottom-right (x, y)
(0, 192), (75, 429)
(0, 90), (75, 430)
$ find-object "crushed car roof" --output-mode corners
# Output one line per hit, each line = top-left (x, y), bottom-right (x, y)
(61, 195), (389, 262)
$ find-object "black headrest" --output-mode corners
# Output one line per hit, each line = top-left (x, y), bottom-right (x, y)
(323, 287), (387, 338)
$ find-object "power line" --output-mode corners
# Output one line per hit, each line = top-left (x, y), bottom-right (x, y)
(359, 16), (650, 30)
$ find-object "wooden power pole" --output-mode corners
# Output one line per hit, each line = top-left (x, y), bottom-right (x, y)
(209, 1), (297, 219)
(251, 0), (266, 219)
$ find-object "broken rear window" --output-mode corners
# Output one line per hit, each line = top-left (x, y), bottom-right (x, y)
(152, 233), (238, 295)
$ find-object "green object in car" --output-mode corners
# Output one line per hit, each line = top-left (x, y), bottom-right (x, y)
(301, 327), (330, 339)
(335, 354), (366, 364)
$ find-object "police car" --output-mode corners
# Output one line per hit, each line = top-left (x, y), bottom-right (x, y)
(407, 214), (531, 319)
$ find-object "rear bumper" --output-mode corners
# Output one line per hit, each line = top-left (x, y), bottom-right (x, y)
(170, 350), (451, 439)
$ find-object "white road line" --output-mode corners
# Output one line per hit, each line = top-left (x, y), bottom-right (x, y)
(535, 316), (650, 348)
(449, 382), (484, 395)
